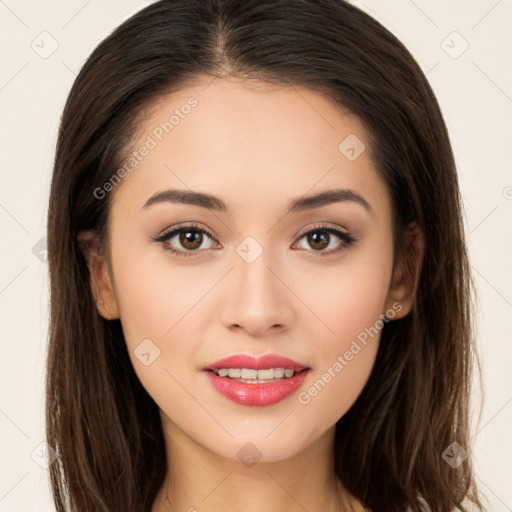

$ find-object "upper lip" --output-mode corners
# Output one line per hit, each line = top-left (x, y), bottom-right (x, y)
(203, 354), (310, 372)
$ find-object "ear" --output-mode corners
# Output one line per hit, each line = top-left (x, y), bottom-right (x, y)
(384, 221), (425, 320)
(77, 230), (120, 320)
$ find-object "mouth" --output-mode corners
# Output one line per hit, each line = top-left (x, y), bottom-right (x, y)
(203, 353), (311, 406)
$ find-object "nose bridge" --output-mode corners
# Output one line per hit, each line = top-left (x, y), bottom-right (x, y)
(221, 234), (293, 334)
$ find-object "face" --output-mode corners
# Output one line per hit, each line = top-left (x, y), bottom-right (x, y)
(85, 76), (412, 464)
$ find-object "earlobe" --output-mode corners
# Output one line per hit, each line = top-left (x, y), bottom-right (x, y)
(77, 230), (120, 320)
(385, 221), (425, 320)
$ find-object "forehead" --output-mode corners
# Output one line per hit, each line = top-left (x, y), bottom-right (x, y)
(111, 76), (390, 219)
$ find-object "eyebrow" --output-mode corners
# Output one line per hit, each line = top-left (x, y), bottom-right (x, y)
(141, 188), (374, 216)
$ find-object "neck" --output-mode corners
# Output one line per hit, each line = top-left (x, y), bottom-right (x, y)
(151, 416), (363, 512)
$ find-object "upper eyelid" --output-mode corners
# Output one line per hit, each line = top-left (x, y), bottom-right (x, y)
(297, 223), (349, 237)
(157, 222), (349, 240)
(156, 222), (213, 237)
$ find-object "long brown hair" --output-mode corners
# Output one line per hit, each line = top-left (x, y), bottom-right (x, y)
(46, 1), (485, 510)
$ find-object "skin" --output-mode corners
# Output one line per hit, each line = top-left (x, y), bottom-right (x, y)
(79, 76), (423, 512)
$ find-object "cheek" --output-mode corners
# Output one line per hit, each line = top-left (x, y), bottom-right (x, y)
(296, 247), (392, 349)
(108, 237), (206, 394)
(292, 250), (392, 423)
(110, 252), (209, 435)
(110, 236), (196, 342)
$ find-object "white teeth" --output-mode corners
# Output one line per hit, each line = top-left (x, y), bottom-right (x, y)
(257, 369), (275, 380)
(214, 367), (297, 380)
(241, 368), (258, 379)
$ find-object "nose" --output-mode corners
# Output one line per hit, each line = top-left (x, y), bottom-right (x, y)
(220, 244), (294, 337)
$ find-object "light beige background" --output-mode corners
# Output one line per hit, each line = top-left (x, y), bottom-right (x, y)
(0, 1), (511, 510)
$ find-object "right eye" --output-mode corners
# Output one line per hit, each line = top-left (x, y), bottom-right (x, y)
(152, 223), (219, 257)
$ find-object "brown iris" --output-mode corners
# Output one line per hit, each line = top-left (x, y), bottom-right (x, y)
(179, 229), (203, 250)
(307, 231), (330, 251)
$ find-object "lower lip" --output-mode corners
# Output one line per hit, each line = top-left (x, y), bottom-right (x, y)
(205, 369), (310, 406)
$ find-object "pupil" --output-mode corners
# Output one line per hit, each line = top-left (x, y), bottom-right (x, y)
(309, 231), (329, 250)
(180, 230), (202, 249)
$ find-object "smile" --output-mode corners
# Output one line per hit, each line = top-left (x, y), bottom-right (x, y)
(203, 354), (311, 406)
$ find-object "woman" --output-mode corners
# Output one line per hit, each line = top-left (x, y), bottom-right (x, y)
(45, 1), (484, 510)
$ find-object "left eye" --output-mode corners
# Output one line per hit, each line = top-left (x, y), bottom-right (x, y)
(152, 223), (356, 257)
(293, 225), (356, 254)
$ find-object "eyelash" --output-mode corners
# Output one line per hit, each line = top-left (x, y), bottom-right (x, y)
(152, 222), (357, 258)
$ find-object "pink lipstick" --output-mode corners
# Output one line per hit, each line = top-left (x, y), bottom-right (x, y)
(203, 354), (311, 406)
